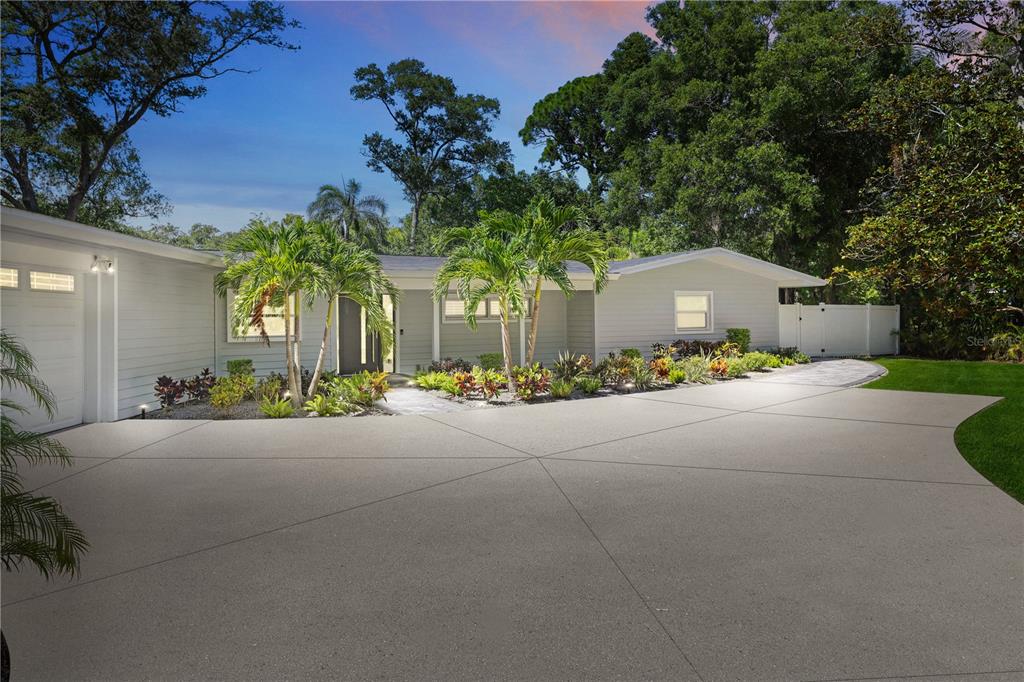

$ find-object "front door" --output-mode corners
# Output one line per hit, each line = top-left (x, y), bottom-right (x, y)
(338, 296), (394, 374)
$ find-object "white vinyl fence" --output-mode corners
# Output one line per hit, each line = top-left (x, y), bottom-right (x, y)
(779, 303), (900, 357)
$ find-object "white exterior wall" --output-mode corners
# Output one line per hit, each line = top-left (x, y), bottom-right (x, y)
(440, 307), (522, 366)
(116, 251), (218, 418)
(566, 291), (595, 358)
(594, 260), (780, 357)
(214, 295), (335, 377)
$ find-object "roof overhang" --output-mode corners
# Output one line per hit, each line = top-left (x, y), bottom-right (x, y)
(0, 207), (224, 268)
(611, 247), (826, 287)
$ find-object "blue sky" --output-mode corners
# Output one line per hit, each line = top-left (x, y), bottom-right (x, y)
(128, 1), (652, 232)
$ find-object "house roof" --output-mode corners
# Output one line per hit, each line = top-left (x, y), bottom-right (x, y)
(607, 247), (827, 287)
(1, 208), (825, 287)
(1, 206), (224, 267)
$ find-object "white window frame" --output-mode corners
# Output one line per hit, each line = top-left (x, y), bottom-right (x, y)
(674, 290), (714, 334)
(442, 294), (530, 324)
(0, 266), (21, 290)
(29, 270), (76, 293)
(226, 290), (293, 343)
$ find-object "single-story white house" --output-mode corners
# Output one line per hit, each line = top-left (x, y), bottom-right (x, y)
(1, 207), (829, 432)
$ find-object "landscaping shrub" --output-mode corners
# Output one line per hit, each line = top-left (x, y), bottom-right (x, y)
(429, 357), (472, 374)
(477, 353), (504, 371)
(575, 375), (602, 394)
(549, 379), (574, 399)
(726, 328), (751, 354)
(472, 367), (504, 399)
(793, 351), (811, 364)
(725, 357), (749, 378)
(620, 347), (643, 360)
(154, 375), (184, 409)
(511, 363), (551, 400)
(668, 367), (687, 384)
(337, 371), (390, 407)
(629, 357), (656, 391)
(415, 371), (457, 392)
(671, 339), (725, 359)
(552, 351), (589, 381)
(303, 393), (354, 416)
(763, 354), (783, 368)
(260, 397), (294, 418)
(595, 353), (634, 388)
(226, 358), (254, 376)
(451, 371), (478, 397)
(679, 352), (713, 384)
(714, 342), (742, 358)
(651, 343), (674, 359)
(649, 356), (672, 380)
(709, 357), (729, 378)
(255, 375), (283, 402)
(210, 376), (247, 410)
(183, 368), (215, 402)
(989, 325), (1023, 362)
(740, 351), (774, 371)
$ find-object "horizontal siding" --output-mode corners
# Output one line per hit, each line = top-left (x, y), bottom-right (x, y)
(529, 294), (567, 366)
(397, 290), (432, 375)
(215, 295), (335, 377)
(116, 252), (217, 418)
(566, 291), (595, 358)
(595, 259), (780, 357)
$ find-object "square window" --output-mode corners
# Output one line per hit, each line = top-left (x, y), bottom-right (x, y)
(0, 267), (18, 288)
(30, 271), (74, 292)
(674, 292), (712, 332)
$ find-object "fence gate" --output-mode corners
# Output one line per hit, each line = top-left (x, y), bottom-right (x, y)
(778, 303), (900, 357)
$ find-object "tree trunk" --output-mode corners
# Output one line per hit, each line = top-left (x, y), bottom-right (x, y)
(290, 292), (303, 407)
(283, 294), (298, 406)
(526, 277), (542, 365)
(410, 194), (420, 245)
(307, 296), (334, 399)
(499, 297), (516, 390)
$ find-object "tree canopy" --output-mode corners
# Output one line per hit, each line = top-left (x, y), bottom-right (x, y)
(351, 59), (511, 246)
(1, 1), (298, 226)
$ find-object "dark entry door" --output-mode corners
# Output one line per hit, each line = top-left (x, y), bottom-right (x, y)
(338, 296), (394, 374)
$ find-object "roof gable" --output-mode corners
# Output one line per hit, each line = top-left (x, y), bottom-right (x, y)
(609, 247), (826, 287)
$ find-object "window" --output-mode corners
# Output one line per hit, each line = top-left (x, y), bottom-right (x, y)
(0, 267), (18, 288)
(227, 291), (290, 341)
(442, 294), (530, 323)
(674, 291), (712, 332)
(30, 271), (74, 292)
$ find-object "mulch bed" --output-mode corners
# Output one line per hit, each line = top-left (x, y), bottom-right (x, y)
(145, 399), (390, 420)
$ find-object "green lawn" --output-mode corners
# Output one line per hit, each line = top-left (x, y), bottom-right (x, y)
(865, 358), (1023, 503)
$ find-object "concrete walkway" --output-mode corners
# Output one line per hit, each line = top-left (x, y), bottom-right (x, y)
(382, 385), (482, 415)
(3, 378), (1020, 681)
(753, 357), (887, 386)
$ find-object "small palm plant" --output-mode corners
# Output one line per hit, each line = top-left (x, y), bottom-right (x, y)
(434, 216), (531, 386)
(1, 330), (90, 673)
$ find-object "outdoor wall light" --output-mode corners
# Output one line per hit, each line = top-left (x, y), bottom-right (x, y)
(139, 404), (147, 419)
(92, 257), (114, 274)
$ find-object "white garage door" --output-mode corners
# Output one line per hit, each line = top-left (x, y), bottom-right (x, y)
(1, 266), (85, 432)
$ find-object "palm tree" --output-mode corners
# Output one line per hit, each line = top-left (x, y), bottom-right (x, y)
(1, 329), (89, 573)
(305, 222), (400, 398)
(434, 216), (531, 385)
(216, 216), (322, 407)
(307, 179), (389, 248)
(517, 198), (609, 365)
(2, 330), (90, 680)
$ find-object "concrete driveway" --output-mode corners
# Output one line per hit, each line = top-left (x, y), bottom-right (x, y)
(3, 372), (1021, 681)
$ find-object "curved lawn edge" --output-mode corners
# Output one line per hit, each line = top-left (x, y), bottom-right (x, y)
(863, 358), (1023, 504)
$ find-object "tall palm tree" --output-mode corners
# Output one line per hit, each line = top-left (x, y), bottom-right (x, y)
(216, 216), (323, 407)
(434, 216), (531, 385)
(517, 198), (609, 365)
(307, 179), (389, 248)
(305, 221), (400, 398)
